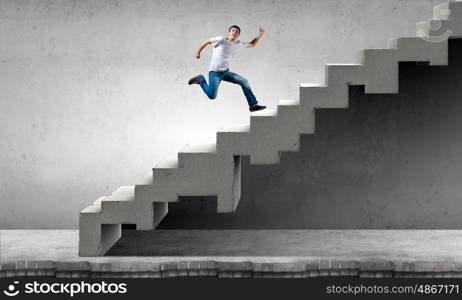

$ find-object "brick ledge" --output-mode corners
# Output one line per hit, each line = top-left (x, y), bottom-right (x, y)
(2, 259), (462, 278)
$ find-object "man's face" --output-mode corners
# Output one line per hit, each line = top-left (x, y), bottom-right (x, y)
(228, 27), (240, 39)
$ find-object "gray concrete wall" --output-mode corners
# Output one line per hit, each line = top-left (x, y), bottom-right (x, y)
(0, 0), (447, 229)
(159, 39), (462, 229)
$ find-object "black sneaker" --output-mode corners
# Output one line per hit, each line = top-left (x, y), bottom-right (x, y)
(188, 74), (202, 85)
(249, 105), (267, 112)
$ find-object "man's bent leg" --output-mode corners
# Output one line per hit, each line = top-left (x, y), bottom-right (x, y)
(223, 71), (258, 107)
(199, 71), (223, 99)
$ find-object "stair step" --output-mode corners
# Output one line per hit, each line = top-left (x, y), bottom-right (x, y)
(300, 83), (327, 88)
(153, 155), (179, 179)
(178, 143), (218, 167)
(363, 48), (396, 61)
(250, 109), (277, 117)
(216, 124), (251, 154)
(300, 82), (349, 109)
(389, 37), (448, 66)
(218, 124), (250, 133)
(277, 101), (315, 134)
(250, 126), (301, 154)
(155, 155), (179, 169)
(107, 186), (135, 201)
(278, 99), (299, 107)
(250, 109), (277, 123)
(326, 64), (364, 87)
(299, 83), (328, 102)
(179, 143), (217, 154)
(249, 101), (304, 159)
(276, 99), (306, 124)
(362, 48), (399, 94)
(81, 196), (105, 214)
(250, 110), (279, 133)
(101, 187), (136, 224)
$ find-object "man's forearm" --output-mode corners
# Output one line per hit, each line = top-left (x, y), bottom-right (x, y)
(194, 40), (210, 59)
(197, 40), (210, 54)
(249, 36), (261, 46)
(249, 29), (265, 47)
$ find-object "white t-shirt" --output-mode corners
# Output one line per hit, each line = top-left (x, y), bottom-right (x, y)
(208, 36), (248, 72)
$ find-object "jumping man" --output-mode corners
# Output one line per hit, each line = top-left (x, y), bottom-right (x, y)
(188, 25), (267, 112)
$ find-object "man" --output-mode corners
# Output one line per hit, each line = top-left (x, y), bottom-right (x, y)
(188, 25), (267, 112)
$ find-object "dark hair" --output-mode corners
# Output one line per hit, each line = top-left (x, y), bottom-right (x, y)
(228, 25), (241, 33)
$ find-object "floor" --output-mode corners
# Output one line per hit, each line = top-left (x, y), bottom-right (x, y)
(2, 229), (462, 263)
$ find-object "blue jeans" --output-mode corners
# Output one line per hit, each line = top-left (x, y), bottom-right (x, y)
(198, 69), (258, 107)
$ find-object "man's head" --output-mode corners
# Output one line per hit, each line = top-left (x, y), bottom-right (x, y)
(228, 25), (241, 40)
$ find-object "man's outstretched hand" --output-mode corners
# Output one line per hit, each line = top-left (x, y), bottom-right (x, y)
(258, 27), (265, 35)
(195, 51), (201, 59)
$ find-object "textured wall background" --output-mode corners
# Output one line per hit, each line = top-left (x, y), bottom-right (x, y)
(0, 0), (447, 229)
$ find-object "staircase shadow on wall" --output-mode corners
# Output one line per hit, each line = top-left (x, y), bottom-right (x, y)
(149, 39), (462, 230)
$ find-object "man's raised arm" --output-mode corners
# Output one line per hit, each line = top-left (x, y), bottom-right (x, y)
(195, 39), (211, 59)
(247, 27), (265, 48)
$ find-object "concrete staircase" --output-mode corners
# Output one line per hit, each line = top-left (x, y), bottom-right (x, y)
(79, 0), (462, 256)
